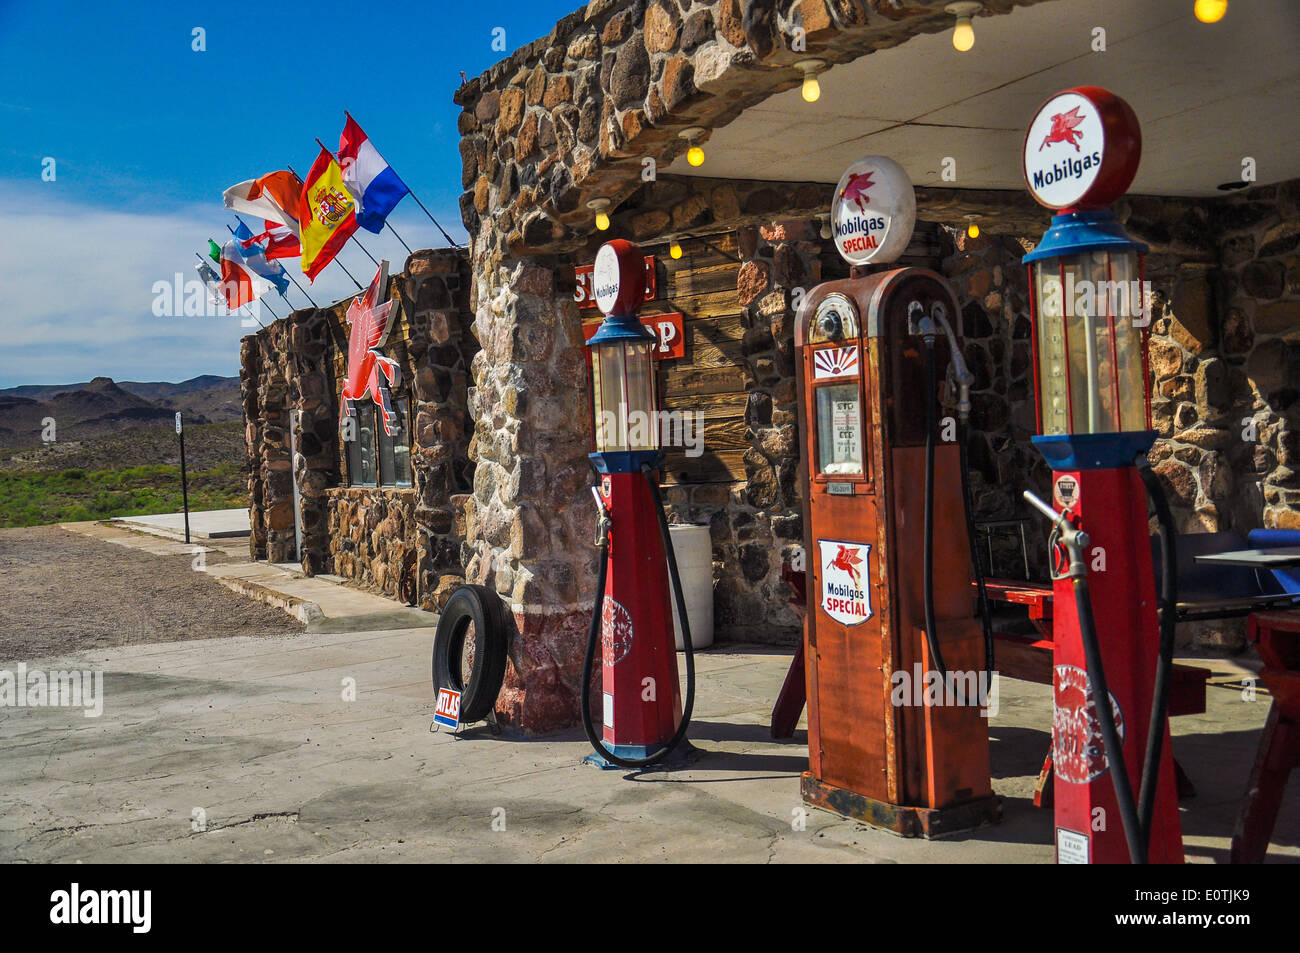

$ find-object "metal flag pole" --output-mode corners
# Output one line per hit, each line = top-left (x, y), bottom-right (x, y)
(290, 162), (365, 291)
(233, 214), (320, 308)
(405, 190), (462, 248)
(342, 111), (461, 248)
(175, 412), (190, 544)
(387, 220), (413, 256)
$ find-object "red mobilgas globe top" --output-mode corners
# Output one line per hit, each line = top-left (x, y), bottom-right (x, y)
(1022, 86), (1142, 211)
(592, 239), (647, 317)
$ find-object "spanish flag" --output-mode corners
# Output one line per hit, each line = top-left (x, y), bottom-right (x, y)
(298, 147), (359, 282)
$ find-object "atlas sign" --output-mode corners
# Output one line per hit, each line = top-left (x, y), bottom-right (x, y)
(1023, 86), (1142, 210)
(830, 156), (915, 266)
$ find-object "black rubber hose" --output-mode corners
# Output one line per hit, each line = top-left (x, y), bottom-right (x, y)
(958, 422), (996, 676)
(1073, 573), (1147, 864)
(922, 338), (947, 679)
(1137, 466), (1178, 842)
(579, 467), (696, 770)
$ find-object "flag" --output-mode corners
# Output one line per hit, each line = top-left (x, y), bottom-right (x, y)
(232, 221), (291, 295)
(195, 260), (225, 307)
(223, 171), (302, 237)
(210, 237), (273, 310)
(338, 113), (409, 234)
(299, 146), (358, 282)
(240, 218), (300, 260)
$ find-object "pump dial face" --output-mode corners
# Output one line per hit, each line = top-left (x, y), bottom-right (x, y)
(811, 293), (859, 344)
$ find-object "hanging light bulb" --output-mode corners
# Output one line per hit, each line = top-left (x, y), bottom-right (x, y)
(965, 216), (980, 239)
(587, 198), (611, 231)
(945, 2), (981, 52)
(819, 216), (832, 240)
(669, 241), (683, 260)
(680, 127), (706, 167)
(1194, 0), (1227, 23)
(796, 59), (826, 104)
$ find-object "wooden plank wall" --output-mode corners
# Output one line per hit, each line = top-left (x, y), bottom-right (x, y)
(642, 232), (746, 486)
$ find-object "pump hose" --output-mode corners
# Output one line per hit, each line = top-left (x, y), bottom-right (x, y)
(958, 424), (996, 675)
(1137, 466), (1178, 843)
(922, 338), (948, 678)
(579, 465), (696, 770)
(1072, 571), (1148, 864)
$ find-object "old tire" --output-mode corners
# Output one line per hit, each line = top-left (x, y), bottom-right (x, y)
(432, 584), (508, 724)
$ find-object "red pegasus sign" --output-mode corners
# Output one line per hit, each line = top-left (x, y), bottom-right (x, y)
(839, 171), (876, 213)
(829, 545), (864, 588)
(340, 260), (402, 436)
(1040, 107), (1086, 152)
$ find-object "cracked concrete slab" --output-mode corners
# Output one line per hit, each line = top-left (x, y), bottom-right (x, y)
(1, 625), (1295, 863)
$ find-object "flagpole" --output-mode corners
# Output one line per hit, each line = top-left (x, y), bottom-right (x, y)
(233, 213), (319, 308)
(386, 220), (413, 256)
(289, 163), (363, 291)
(340, 115), (461, 248)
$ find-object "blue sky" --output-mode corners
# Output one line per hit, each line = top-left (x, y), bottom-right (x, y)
(0, 0), (579, 387)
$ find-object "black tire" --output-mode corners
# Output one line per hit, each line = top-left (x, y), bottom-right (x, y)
(432, 584), (508, 724)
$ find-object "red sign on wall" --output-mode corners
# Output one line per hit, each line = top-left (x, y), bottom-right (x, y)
(575, 256), (657, 310)
(583, 312), (685, 359)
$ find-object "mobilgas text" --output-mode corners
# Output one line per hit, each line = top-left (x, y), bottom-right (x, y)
(1031, 150), (1102, 192)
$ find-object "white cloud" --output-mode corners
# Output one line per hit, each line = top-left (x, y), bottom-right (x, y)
(0, 181), (463, 387)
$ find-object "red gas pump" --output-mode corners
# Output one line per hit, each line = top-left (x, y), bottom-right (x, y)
(580, 239), (696, 769)
(1020, 87), (1183, 863)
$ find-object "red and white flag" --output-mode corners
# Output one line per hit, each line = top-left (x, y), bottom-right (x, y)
(240, 219), (301, 260)
(223, 171), (302, 237)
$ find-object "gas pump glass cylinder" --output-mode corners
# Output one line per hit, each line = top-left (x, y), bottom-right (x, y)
(1033, 247), (1148, 435)
(592, 340), (659, 452)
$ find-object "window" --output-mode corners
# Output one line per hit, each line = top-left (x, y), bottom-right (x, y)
(815, 384), (863, 476)
(379, 397), (413, 487)
(345, 397), (412, 488)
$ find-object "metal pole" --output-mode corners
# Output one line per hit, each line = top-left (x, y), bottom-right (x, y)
(177, 413), (191, 545)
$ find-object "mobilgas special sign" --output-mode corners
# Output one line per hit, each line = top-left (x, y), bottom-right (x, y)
(819, 540), (873, 626)
(830, 156), (916, 267)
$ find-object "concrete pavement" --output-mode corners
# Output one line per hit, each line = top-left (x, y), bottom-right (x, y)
(2, 520), (1294, 863)
(1, 623), (1293, 863)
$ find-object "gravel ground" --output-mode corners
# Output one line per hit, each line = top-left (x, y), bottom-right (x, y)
(0, 525), (303, 660)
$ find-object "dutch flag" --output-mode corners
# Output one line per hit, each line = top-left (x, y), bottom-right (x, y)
(338, 113), (410, 234)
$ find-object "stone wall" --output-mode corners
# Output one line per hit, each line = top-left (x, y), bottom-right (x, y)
(1143, 182), (1300, 538)
(241, 249), (477, 608)
(462, 256), (597, 731)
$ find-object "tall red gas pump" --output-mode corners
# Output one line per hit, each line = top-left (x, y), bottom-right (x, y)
(796, 157), (1001, 836)
(1020, 87), (1183, 863)
(580, 239), (696, 769)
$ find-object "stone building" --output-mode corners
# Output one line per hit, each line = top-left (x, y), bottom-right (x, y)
(243, 0), (1300, 731)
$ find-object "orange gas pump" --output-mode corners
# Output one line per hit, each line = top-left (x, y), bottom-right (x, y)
(795, 267), (1001, 837)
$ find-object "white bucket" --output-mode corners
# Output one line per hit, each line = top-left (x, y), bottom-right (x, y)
(667, 524), (714, 650)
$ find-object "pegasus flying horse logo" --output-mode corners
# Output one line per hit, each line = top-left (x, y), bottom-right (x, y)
(839, 170), (876, 214)
(340, 260), (403, 436)
(829, 545), (863, 588)
(1039, 107), (1086, 152)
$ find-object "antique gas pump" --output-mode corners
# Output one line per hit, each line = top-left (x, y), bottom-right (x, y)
(580, 239), (697, 769)
(797, 157), (1000, 836)
(1020, 87), (1182, 863)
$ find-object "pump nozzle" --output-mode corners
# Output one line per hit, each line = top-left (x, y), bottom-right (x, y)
(930, 302), (974, 423)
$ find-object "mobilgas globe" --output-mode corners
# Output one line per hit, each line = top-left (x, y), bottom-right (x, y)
(1031, 151), (1102, 191)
